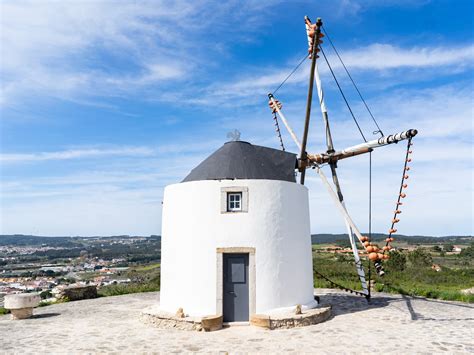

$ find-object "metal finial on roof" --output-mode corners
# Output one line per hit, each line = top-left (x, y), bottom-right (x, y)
(226, 129), (241, 141)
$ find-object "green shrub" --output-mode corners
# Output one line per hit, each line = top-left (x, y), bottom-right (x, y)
(444, 244), (455, 252)
(385, 250), (407, 271)
(408, 248), (432, 267)
(40, 290), (52, 299)
(460, 243), (474, 258)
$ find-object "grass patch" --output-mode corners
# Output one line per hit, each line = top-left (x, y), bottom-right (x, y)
(374, 267), (474, 302)
(97, 261), (161, 297)
(377, 281), (474, 303)
(38, 297), (70, 307)
(0, 307), (10, 315)
(134, 263), (160, 272)
(98, 281), (160, 297)
(97, 264), (160, 297)
(313, 249), (474, 303)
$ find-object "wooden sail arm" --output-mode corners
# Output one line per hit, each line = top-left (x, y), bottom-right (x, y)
(308, 147), (372, 164)
(268, 94), (302, 151)
(307, 129), (418, 165)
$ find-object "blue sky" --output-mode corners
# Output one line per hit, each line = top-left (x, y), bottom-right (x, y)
(1, 0), (473, 236)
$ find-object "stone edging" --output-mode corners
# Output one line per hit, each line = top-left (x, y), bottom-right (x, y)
(250, 305), (332, 329)
(140, 307), (223, 332)
(141, 305), (331, 331)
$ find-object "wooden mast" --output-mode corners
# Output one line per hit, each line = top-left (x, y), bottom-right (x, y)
(299, 17), (323, 184)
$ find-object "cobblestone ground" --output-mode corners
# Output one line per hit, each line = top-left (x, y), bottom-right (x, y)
(0, 289), (472, 354)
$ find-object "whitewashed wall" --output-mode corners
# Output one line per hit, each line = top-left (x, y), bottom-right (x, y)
(160, 179), (316, 316)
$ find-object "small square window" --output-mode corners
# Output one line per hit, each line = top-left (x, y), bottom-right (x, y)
(221, 187), (248, 214)
(227, 192), (242, 212)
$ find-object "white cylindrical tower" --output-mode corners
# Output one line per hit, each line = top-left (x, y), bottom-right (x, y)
(160, 141), (316, 322)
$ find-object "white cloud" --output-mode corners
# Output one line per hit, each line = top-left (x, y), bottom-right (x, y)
(0, 135), (228, 164)
(0, 0), (283, 107)
(2, 1), (471, 109)
(335, 0), (432, 17)
(0, 146), (155, 162)
(342, 43), (474, 70)
(0, 1), (195, 106)
(193, 43), (474, 107)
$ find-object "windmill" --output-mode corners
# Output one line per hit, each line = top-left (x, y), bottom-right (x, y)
(268, 17), (417, 298)
(157, 16), (418, 328)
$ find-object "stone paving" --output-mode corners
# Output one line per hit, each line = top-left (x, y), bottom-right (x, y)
(0, 289), (472, 354)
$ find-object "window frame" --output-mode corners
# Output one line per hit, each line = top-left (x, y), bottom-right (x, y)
(227, 192), (242, 212)
(220, 186), (249, 214)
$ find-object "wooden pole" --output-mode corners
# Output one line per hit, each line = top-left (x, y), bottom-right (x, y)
(268, 94), (302, 151)
(299, 17), (323, 184)
(307, 129), (418, 164)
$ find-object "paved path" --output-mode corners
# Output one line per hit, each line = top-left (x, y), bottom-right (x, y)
(0, 289), (472, 353)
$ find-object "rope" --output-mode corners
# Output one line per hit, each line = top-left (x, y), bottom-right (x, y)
(272, 52), (308, 95)
(314, 269), (369, 298)
(322, 27), (384, 137)
(319, 45), (367, 142)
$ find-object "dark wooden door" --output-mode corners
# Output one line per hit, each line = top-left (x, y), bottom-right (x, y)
(223, 253), (249, 322)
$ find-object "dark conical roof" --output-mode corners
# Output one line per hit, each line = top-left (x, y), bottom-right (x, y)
(182, 141), (297, 183)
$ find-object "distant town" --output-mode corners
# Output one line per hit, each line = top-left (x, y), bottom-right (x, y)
(0, 235), (161, 306)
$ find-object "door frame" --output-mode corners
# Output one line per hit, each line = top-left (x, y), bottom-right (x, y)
(216, 247), (256, 320)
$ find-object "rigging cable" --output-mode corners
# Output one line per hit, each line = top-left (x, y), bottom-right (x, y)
(319, 45), (367, 142)
(322, 27), (384, 137)
(313, 269), (368, 298)
(368, 150), (373, 300)
(272, 52), (309, 95)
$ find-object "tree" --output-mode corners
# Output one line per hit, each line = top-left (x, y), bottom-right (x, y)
(444, 244), (455, 252)
(408, 248), (433, 267)
(40, 290), (52, 299)
(460, 243), (474, 258)
(385, 250), (407, 272)
(432, 245), (442, 252)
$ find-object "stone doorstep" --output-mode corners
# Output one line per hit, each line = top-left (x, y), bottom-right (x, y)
(250, 305), (332, 330)
(222, 321), (250, 327)
(201, 315), (224, 331)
